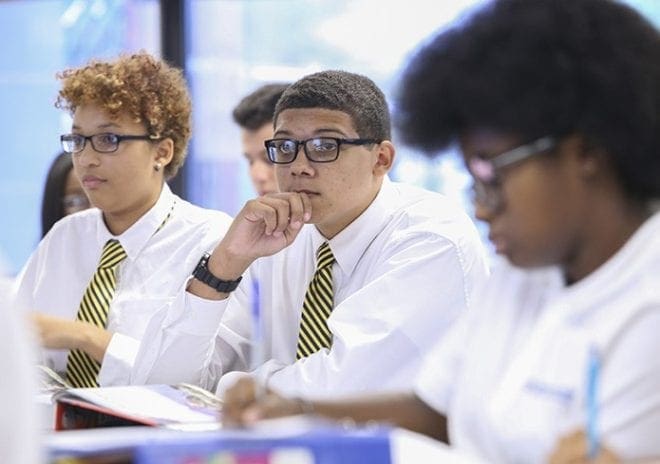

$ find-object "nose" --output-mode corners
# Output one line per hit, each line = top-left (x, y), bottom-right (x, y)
(74, 144), (101, 167)
(474, 200), (495, 222)
(288, 146), (314, 176)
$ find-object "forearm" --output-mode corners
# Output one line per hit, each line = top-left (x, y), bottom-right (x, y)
(30, 313), (111, 363)
(187, 243), (253, 301)
(311, 393), (448, 442)
(76, 322), (112, 363)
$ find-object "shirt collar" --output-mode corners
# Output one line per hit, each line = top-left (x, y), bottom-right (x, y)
(555, 209), (660, 320)
(309, 177), (392, 277)
(94, 184), (177, 261)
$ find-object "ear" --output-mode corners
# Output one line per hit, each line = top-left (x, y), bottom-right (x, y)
(565, 134), (605, 180)
(154, 137), (175, 168)
(372, 140), (395, 176)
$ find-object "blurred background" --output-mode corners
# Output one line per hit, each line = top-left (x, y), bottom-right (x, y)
(1, 0), (659, 275)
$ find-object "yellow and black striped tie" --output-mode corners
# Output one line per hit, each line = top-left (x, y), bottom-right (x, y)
(66, 239), (127, 388)
(296, 242), (335, 359)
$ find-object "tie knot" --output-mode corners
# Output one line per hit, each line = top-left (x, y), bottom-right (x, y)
(316, 242), (334, 270)
(99, 239), (127, 269)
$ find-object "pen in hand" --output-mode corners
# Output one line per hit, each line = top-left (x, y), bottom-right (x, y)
(250, 278), (266, 399)
(586, 347), (600, 460)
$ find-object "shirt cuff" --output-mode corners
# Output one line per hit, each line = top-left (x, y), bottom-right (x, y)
(98, 332), (140, 386)
(177, 290), (229, 335)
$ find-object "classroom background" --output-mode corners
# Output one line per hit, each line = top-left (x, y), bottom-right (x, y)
(1, 0), (658, 276)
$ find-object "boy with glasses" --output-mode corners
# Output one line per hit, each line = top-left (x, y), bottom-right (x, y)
(137, 70), (489, 399)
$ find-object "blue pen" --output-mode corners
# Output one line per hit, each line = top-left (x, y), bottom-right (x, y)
(586, 347), (600, 459)
(250, 278), (263, 370)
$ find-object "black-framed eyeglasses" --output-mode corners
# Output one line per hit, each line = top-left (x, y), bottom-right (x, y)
(60, 133), (156, 154)
(264, 137), (381, 164)
(467, 136), (557, 211)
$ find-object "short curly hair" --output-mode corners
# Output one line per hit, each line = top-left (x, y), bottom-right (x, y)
(397, 0), (660, 200)
(233, 83), (290, 130)
(55, 52), (192, 179)
(274, 70), (391, 141)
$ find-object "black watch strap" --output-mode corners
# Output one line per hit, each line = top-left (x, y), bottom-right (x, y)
(192, 253), (242, 293)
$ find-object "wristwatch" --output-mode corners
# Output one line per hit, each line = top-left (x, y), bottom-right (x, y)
(192, 252), (243, 293)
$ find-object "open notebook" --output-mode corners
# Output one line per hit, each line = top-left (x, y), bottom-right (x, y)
(51, 382), (221, 431)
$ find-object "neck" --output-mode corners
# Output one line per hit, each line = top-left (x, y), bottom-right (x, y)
(563, 196), (650, 284)
(103, 185), (163, 236)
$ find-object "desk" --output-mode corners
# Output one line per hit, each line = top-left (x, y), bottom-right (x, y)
(47, 418), (391, 464)
(46, 419), (485, 463)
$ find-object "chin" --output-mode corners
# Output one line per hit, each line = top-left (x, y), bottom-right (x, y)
(86, 195), (112, 214)
(504, 251), (551, 270)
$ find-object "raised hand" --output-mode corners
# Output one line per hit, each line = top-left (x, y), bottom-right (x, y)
(222, 192), (312, 261)
(187, 192), (312, 300)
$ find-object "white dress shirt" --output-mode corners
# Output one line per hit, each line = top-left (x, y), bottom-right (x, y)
(415, 211), (660, 462)
(0, 288), (40, 464)
(13, 184), (233, 386)
(133, 179), (489, 398)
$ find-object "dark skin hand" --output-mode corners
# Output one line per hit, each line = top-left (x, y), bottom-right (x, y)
(548, 430), (620, 464)
(222, 377), (448, 442)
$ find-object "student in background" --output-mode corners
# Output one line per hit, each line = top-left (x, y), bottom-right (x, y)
(41, 151), (91, 238)
(223, 0), (660, 462)
(135, 70), (489, 398)
(232, 83), (290, 196)
(14, 53), (232, 388)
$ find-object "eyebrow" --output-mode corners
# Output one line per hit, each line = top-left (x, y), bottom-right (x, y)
(72, 122), (122, 131)
(273, 127), (350, 138)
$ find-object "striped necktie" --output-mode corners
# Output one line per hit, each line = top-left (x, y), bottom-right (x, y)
(66, 239), (127, 388)
(296, 242), (335, 359)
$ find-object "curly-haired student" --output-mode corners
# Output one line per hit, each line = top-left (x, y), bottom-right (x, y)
(14, 53), (232, 388)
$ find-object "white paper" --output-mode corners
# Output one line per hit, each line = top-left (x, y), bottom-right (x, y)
(66, 385), (219, 424)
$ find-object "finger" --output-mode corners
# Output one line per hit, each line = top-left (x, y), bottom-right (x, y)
(242, 198), (285, 236)
(242, 404), (263, 425)
(258, 194), (303, 236)
(299, 192), (313, 222)
(286, 194), (306, 230)
(225, 377), (256, 405)
(270, 197), (295, 236)
(259, 391), (303, 419)
(548, 430), (588, 464)
(222, 378), (256, 424)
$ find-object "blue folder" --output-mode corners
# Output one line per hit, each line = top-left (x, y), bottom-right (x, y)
(48, 421), (392, 464)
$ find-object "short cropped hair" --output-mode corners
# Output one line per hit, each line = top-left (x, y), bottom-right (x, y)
(233, 83), (290, 130)
(275, 70), (391, 140)
(55, 52), (192, 179)
(397, 0), (660, 199)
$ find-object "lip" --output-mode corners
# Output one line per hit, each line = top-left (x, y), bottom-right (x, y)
(292, 189), (318, 195)
(81, 175), (106, 189)
(488, 233), (508, 254)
